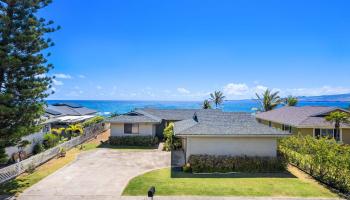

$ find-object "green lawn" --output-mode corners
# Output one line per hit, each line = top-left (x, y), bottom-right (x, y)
(123, 168), (338, 197)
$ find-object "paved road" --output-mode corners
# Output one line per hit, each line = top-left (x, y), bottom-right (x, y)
(17, 149), (170, 200)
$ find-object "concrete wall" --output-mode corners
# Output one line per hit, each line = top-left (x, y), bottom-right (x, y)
(184, 136), (277, 161)
(110, 123), (156, 137)
(5, 127), (49, 158)
(342, 128), (350, 144)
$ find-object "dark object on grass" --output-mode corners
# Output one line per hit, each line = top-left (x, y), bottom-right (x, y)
(148, 186), (155, 198)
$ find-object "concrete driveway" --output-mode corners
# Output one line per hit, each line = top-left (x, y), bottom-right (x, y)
(18, 149), (170, 200)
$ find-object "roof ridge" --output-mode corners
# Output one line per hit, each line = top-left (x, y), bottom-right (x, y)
(135, 109), (162, 122)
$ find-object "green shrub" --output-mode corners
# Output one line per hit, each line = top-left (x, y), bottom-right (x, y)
(163, 123), (182, 151)
(82, 116), (104, 128)
(65, 124), (83, 138)
(188, 155), (286, 173)
(33, 142), (44, 154)
(0, 145), (8, 165)
(109, 136), (158, 146)
(182, 163), (192, 173)
(43, 133), (60, 149)
(279, 135), (350, 193)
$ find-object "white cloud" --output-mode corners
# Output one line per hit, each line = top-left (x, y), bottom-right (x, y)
(54, 73), (72, 79)
(96, 85), (102, 90)
(177, 88), (190, 94)
(78, 74), (86, 78)
(52, 79), (63, 86)
(223, 83), (249, 95)
(286, 86), (350, 97)
(51, 87), (56, 92)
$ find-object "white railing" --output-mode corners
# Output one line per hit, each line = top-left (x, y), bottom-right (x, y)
(0, 123), (108, 184)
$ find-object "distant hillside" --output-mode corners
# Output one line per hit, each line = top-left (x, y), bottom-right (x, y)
(298, 93), (350, 102)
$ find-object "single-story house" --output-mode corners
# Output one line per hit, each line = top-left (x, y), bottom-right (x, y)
(255, 106), (350, 144)
(174, 111), (289, 161)
(107, 109), (289, 161)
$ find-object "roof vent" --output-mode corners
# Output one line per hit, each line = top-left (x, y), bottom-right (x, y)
(193, 112), (198, 122)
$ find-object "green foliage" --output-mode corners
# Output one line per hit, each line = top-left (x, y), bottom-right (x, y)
(32, 142), (44, 155)
(325, 111), (350, 129)
(182, 163), (192, 173)
(188, 155), (286, 173)
(43, 133), (59, 149)
(202, 99), (212, 109)
(82, 116), (104, 128)
(0, 0), (59, 146)
(279, 135), (350, 193)
(209, 91), (225, 109)
(65, 124), (83, 137)
(284, 96), (298, 106)
(109, 136), (158, 146)
(163, 123), (182, 151)
(0, 144), (8, 164)
(18, 140), (31, 149)
(256, 89), (281, 111)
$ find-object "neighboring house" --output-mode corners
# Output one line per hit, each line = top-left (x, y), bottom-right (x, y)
(255, 106), (350, 144)
(46, 103), (97, 126)
(5, 103), (97, 159)
(107, 108), (289, 161)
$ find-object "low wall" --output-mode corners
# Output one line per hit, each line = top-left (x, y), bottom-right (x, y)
(0, 123), (108, 184)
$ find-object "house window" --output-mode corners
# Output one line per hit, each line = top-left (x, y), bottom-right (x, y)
(314, 128), (340, 141)
(282, 124), (292, 133)
(268, 121), (272, 127)
(124, 123), (139, 134)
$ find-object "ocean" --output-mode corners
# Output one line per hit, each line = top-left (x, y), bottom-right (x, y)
(46, 100), (350, 116)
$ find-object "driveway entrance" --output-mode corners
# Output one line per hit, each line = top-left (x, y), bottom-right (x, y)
(18, 149), (170, 200)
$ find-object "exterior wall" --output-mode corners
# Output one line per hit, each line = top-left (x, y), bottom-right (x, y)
(297, 128), (314, 136)
(5, 123), (51, 158)
(184, 136), (277, 161)
(110, 123), (156, 137)
(342, 128), (350, 144)
(258, 119), (282, 129)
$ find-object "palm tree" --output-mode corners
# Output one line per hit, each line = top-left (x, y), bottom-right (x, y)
(255, 89), (281, 112)
(284, 96), (298, 106)
(325, 111), (350, 141)
(202, 99), (212, 109)
(209, 91), (225, 109)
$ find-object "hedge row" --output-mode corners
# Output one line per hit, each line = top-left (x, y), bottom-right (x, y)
(109, 136), (158, 146)
(188, 155), (286, 173)
(279, 135), (350, 194)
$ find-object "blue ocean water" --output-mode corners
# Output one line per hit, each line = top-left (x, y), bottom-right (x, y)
(46, 100), (350, 116)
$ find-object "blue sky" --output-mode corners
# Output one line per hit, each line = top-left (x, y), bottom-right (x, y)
(42, 0), (350, 101)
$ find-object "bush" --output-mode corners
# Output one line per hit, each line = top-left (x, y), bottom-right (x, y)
(188, 155), (286, 173)
(33, 142), (44, 154)
(43, 133), (60, 149)
(109, 136), (158, 146)
(65, 124), (83, 137)
(0, 145), (8, 165)
(163, 123), (182, 151)
(182, 163), (192, 173)
(82, 116), (104, 128)
(279, 135), (350, 193)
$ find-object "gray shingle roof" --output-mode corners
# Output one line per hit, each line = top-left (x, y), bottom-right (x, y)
(255, 106), (350, 128)
(136, 108), (222, 121)
(106, 113), (160, 123)
(174, 112), (289, 136)
(46, 104), (97, 116)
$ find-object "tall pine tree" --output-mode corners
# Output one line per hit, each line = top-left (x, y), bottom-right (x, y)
(0, 0), (59, 150)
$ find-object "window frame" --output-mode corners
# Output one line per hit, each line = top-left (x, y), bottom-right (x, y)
(313, 128), (342, 142)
